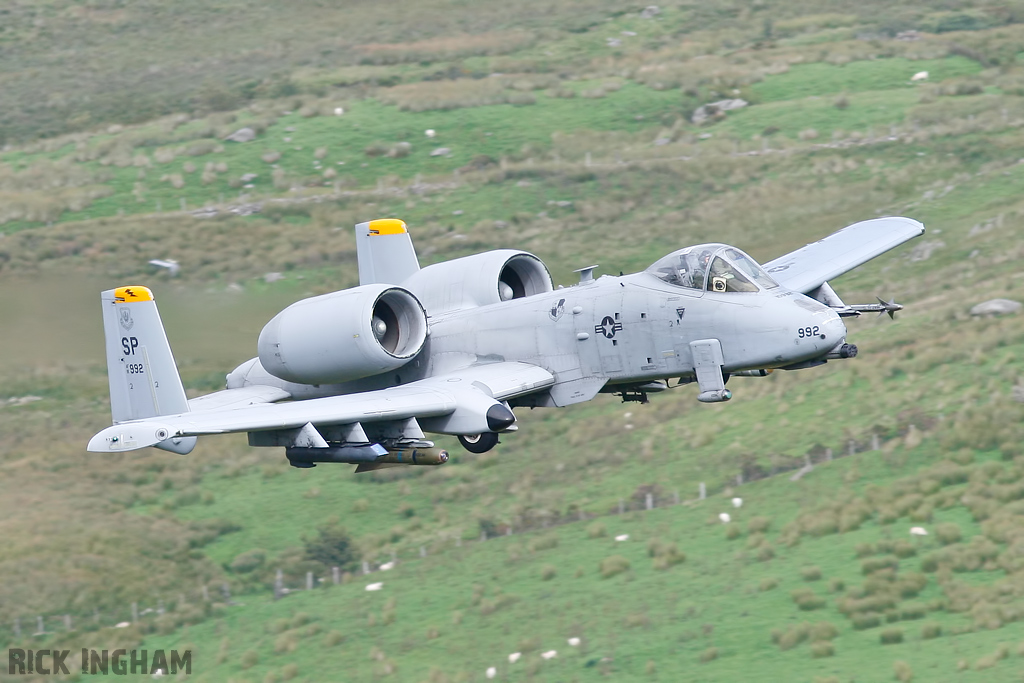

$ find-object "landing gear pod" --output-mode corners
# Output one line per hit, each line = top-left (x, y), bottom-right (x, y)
(258, 284), (427, 385)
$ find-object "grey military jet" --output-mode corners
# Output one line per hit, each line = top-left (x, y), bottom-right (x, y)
(88, 216), (923, 471)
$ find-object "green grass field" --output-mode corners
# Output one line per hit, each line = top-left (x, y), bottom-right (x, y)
(5, 2), (1024, 681)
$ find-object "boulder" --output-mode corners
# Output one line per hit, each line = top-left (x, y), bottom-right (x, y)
(224, 127), (256, 143)
(692, 99), (747, 124)
(970, 299), (1022, 317)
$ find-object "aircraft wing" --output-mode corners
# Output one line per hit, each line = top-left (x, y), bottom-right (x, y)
(187, 385), (292, 412)
(88, 362), (554, 452)
(762, 217), (924, 294)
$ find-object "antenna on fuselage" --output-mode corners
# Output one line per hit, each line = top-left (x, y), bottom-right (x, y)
(573, 265), (599, 284)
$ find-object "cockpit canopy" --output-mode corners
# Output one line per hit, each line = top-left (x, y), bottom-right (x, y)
(646, 244), (779, 293)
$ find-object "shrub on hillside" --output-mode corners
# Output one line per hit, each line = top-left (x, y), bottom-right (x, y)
(600, 555), (631, 578)
(862, 556), (899, 575)
(851, 613), (881, 630)
(801, 566), (822, 581)
(893, 661), (914, 682)
(240, 650), (258, 669)
(921, 622), (942, 639)
(587, 521), (607, 538)
(748, 516), (771, 534)
(810, 622), (838, 642)
(810, 641), (835, 658)
(529, 534), (559, 552)
(791, 588), (826, 611)
(230, 549), (266, 573)
(699, 647), (718, 663)
(880, 628), (904, 644)
(303, 522), (356, 571)
(936, 522), (962, 545)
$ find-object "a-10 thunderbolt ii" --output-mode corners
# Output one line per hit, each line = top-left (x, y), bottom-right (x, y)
(88, 216), (923, 472)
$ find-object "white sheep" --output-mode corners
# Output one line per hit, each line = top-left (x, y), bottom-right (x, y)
(508, 652), (521, 663)
(911, 71), (929, 82)
(541, 650), (558, 660)
(615, 534), (630, 542)
(568, 637), (581, 647)
(719, 512), (731, 523)
(379, 561), (395, 571)
(731, 497), (743, 508)
(910, 527), (928, 536)
(425, 129), (436, 138)
(334, 107), (345, 116)
(486, 666), (496, 679)
(365, 582), (384, 591)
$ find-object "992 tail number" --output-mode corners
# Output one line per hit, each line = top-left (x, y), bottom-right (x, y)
(797, 326), (820, 339)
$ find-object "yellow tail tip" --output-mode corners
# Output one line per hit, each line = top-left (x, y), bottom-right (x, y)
(367, 218), (407, 236)
(113, 285), (154, 302)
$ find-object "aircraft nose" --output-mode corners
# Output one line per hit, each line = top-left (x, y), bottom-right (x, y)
(822, 311), (847, 345)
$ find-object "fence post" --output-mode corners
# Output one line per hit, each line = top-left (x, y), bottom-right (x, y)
(306, 572), (313, 591)
(201, 584), (209, 602)
(221, 583), (231, 601)
(700, 482), (706, 500)
(618, 499), (625, 515)
(157, 599), (165, 616)
(362, 561), (370, 575)
(674, 490), (680, 505)
(872, 434), (880, 451)
(420, 546), (427, 558)
(13, 617), (20, 637)
(36, 616), (44, 635)
(132, 602), (139, 623)
(826, 447), (833, 462)
(64, 615), (72, 631)
(332, 567), (340, 585)
(274, 569), (283, 601)
(645, 493), (653, 510)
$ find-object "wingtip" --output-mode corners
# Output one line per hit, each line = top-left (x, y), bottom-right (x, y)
(87, 422), (176, 452)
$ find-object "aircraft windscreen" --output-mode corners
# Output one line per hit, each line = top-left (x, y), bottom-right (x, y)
(647, 245), (777, 292)
(722, 248), (779, 290)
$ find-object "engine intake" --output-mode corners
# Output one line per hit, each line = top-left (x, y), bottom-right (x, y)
(402, 250), (553, 314)
(258, 284), (427, 385)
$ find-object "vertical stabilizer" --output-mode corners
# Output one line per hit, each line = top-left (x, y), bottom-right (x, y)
(100, 286), (195, 454)
(355, 218), (421, 285)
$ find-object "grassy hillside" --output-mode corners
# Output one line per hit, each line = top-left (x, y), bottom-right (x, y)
(4, 1), (1024, 681)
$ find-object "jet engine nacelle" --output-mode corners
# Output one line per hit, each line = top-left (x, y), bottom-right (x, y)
(401, 250), (553, 314)
(258, 284), (427, 385)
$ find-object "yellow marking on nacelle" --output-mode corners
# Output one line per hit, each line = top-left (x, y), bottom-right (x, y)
(113, 285), (154, 303)
(367, 218), (407, 236)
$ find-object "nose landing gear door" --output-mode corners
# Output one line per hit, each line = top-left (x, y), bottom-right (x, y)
(690, 338), (731, 403)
